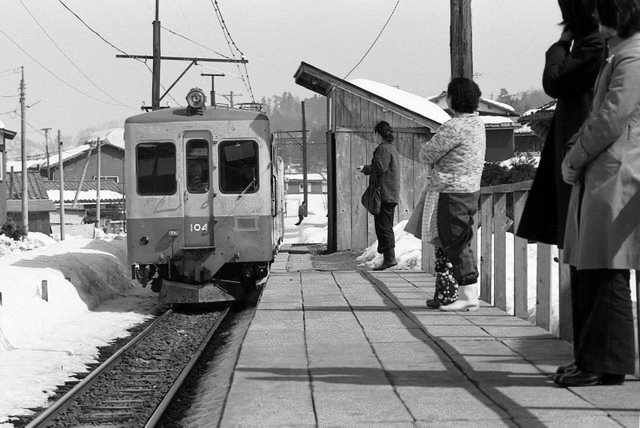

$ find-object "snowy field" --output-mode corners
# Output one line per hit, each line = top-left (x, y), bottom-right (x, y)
(0, 193), (636, 426)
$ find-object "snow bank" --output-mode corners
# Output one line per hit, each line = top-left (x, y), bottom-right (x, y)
(0, 233), (158, 424)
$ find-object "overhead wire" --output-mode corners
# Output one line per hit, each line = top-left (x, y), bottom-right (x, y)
(18, 0), (130, 106)
(344, 0), (400, 80)
(58, 0), (181, 106)
(210, 0), (256, 102)
(0, 27), (128, 107)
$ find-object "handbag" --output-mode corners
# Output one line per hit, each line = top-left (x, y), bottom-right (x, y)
(361, 174), (381, 215)
(405, 189), (426, 239)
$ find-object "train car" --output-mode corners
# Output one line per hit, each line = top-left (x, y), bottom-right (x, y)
(125, 88), (285, 304)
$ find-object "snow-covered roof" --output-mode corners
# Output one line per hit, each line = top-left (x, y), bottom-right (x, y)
(349, 79), (451, 125)
(85, 128), (124, 150)
(47, 189), (124, 203)
(285, 173), (326, 181)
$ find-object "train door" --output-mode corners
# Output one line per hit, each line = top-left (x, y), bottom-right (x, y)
(183, 131), (214, 248)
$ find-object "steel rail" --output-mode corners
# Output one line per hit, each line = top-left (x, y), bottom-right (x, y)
(145, 305), (231, 427)
(26, 308), (174, 427)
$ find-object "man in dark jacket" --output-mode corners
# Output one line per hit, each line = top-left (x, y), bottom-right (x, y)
(358, 121), (400, 270)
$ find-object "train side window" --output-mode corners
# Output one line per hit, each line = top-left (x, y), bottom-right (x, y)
(186, 139), (209, 193)
(219, 140), (259, 194)
(136, 142), (177, 195)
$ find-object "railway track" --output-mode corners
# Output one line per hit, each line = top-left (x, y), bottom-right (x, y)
(26, 305), (230, 427)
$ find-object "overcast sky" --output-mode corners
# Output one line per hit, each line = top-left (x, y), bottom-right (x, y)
(1, 0), (562, 147)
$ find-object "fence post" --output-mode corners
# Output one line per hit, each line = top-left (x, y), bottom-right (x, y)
(493, 192), (508, 311)
(536, 243), (552, 331)
(558, 253), (573, 341)
(480, 193), (493, 303)
(41, 280), (48, 302)
(513, 190), (529, 320)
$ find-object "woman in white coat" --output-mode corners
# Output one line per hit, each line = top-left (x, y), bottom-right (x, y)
(557, 0), (640, 387)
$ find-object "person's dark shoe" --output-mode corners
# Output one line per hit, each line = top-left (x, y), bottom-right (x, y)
(556, 362), (577, 374)
(556, 370), (625, 387)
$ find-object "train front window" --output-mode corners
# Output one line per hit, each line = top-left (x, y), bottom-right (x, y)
(136, 142), (176, 195)
(186, 139), (209, 193)
(219, 140), (259, 194)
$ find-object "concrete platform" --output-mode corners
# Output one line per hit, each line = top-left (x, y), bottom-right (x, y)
(220, 248), (640, 427)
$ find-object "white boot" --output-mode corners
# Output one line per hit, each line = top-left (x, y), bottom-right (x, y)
(439, 283), (479, 311)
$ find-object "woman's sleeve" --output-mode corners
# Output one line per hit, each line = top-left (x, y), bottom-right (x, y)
(565, 54), (640, 169)
(543, 35), (604, 99)
(369, 145), (391, 175)
(420, 122), (457, 164)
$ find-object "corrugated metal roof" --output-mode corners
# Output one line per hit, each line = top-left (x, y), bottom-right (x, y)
(5, 170), (50, 200)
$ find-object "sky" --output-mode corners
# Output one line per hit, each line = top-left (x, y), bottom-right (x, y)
(1, 0), (563, 150)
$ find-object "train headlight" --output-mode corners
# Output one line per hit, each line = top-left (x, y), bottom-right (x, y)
(140, 236), (150, 246)
(168, 229), (180, 237)
(186, 88), (206, 110)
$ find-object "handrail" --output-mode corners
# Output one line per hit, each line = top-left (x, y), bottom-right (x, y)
(477, 180), (639, 377)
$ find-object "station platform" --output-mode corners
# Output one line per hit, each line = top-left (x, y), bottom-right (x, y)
(220, 246), (640, 427)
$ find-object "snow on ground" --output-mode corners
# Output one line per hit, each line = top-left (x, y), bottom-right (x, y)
(0, 232), (158, 426)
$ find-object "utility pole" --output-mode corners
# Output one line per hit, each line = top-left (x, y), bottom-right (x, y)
(450, 0), (473, 79)
(201, 72), (225, 106)
(152, 0), (161, 110)
(220, 91), (242, 108)
(117, 1), (247, 110)
(58, 130), (65, 240)
(301, 101), (308, 215)
(20, 66), (28, 232)
(42, 127), (51, 180)
(96, 139), (101, 230)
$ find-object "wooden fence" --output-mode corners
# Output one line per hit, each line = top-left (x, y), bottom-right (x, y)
(476, 180), (640, 376)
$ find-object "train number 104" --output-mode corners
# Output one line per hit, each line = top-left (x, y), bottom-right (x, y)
(189, 223), (208, 232)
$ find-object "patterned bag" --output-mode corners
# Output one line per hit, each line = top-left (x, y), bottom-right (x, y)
(361, 175), (381, 215)
(422, 188), (440, 245)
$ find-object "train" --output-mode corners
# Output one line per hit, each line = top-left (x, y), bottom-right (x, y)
(124, 88), (285, 304)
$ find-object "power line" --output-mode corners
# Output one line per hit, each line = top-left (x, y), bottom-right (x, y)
(58, 0), (181, 106)
(161, 25), (232, 59)
(18, 0), (129, 106)
(210, 0), (255, 102)
(0, 27), (131, 107)
(344, 0), (400, 80)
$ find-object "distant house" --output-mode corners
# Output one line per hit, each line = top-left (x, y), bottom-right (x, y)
(285, 173), (327, 194)
(0, 121), (17, 227)
(5, 170), (55, 234)
(516, 100), (556, 153)
(429, 92), (521, 162)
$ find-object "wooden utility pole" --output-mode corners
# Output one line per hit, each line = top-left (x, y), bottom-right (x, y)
(152, 0), (161, 109)
(117, 1), (247, 110)
(20, 66), (28, 232)
(301, 101), (308, 215)
(58, 130), (65, 240)
(96, 139), (101, 229)
(450, 0), (473, 79)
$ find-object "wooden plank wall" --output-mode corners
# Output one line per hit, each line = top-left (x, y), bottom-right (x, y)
(332, 87), (433, 254)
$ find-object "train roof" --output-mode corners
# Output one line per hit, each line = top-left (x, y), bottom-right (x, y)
(125, 106), (269, 125)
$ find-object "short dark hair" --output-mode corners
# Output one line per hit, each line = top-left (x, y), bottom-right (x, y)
(595, 0), (640, 37)
(447, 77), (481, 114)
(374, 121), (394, 142)
(559, 0), (598, 36)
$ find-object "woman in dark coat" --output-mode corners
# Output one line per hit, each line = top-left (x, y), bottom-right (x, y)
(358, 121), (399, 270)
(517, 0), (605, 247)
(515, 0), (605, 380)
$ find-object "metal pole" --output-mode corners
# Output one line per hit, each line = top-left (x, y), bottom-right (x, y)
(96, 139), (101, 230)
(201, 72), (225, 106)
(152, 0), (161, 110)
(58, 130), (65, 240)
(301, 101), (308, 215)
(20, 66), (28, 233)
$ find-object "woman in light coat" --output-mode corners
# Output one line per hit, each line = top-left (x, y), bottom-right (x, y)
(557, 0), (640, 387)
